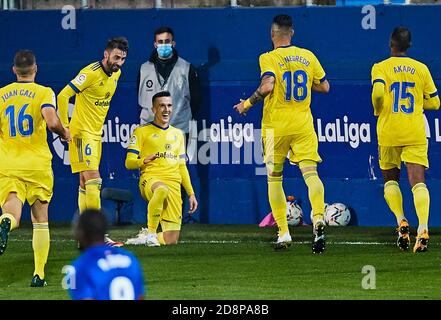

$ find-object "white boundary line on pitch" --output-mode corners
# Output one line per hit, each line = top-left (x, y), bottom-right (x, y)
(180, 240), (396, 245)
(8, 239), (439, 245)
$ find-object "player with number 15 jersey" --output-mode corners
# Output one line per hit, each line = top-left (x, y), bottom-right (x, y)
(371, 27), (440, 254)
(371, 55), (438, 148)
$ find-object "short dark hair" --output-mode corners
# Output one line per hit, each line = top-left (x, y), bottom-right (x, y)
(154, 26), (174, 41)
(106, 36), (129, 54)
(152, 90), (171, 105)
(390, 27), (411, 52)
(76, 209), (108, 243)
(272, 14), (293, 30)
(14, 50), (36, 76)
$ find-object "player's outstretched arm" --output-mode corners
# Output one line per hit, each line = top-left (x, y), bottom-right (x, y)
(312, 80), (330, 93)
(371, 82), (385, 116)
(42, 107), (70, 141)
(57, 85), (76, 127)
(233, 74), (275, 115)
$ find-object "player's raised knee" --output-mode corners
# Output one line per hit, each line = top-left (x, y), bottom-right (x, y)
(154, 185), (170, 200)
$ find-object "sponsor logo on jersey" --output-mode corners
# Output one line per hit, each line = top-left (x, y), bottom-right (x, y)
(95, 100), (111, 107)
(156, 151), (178, 160)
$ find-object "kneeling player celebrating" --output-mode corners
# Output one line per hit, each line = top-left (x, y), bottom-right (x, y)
(125, 91), (198, 246)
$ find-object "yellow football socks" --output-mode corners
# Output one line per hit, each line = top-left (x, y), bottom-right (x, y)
(412, 183), (430, 234)
(85, 178), (102, 210)
(0, 213), (18, 231)
(384, 180), (405, 224)
(302, 171), (325, 225)
(268, 175), (288, 235)
(78, 187), (87, 214)
(32, 222), (50, 279)
(147, 186), (169, 234)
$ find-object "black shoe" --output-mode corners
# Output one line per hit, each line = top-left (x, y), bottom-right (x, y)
(396, 220), (410, 251)
(312, 221), (326, 254)
(413, 231), (429, 253)
(0, 218), (11, 255)
(30, 274), (47, 287)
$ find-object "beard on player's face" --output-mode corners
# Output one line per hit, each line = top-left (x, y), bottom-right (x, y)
(105, 58), (120, 72)
(103, 50), (125, 73)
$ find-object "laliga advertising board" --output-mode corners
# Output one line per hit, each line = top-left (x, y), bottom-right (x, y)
(50, 89), (441, 181)
(46, 84), (441, 225)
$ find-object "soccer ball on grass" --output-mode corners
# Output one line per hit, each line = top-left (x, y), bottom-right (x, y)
(324, 203), (351, 226)
(286, 196), (303, 227)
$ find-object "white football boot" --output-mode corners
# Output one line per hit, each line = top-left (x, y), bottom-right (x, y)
(125, 228), (149, 245)
(275, 231), (292, 250)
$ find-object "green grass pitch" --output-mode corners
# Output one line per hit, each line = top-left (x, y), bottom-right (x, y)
(0, 223), (440, 300)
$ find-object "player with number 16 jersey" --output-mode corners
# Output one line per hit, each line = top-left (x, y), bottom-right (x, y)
(0, 50), (69, 286)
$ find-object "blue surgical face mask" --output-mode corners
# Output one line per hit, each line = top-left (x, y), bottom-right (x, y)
(157, 44), (173, 59)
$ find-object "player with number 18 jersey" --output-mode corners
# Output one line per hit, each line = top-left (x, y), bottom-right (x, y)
(259, 45), (326, 165)
(259, 46), (326, 140)
(233, 15), (330, 253)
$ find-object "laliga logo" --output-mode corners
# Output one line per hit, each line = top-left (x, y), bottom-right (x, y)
(52, 103), (74, 165)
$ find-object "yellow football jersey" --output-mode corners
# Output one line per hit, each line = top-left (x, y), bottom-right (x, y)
(68, 62), (121, 138)
(127, 123), (186, 182)
(259, 45), (326, 137)
(0, 82), (56, 170)
(371, 56), (438, 146)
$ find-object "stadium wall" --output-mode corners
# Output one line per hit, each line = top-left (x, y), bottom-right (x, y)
(1, 5), (441, 226)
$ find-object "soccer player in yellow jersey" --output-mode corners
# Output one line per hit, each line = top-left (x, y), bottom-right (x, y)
(125, 91), (198, 246)
(371, 27), (440, 253)
(57, 37), (128, 247)
(0, 50), (69, 286)
(234, 15), (330, 253)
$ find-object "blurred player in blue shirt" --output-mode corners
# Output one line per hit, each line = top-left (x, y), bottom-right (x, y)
(68, 209), (145, 300)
